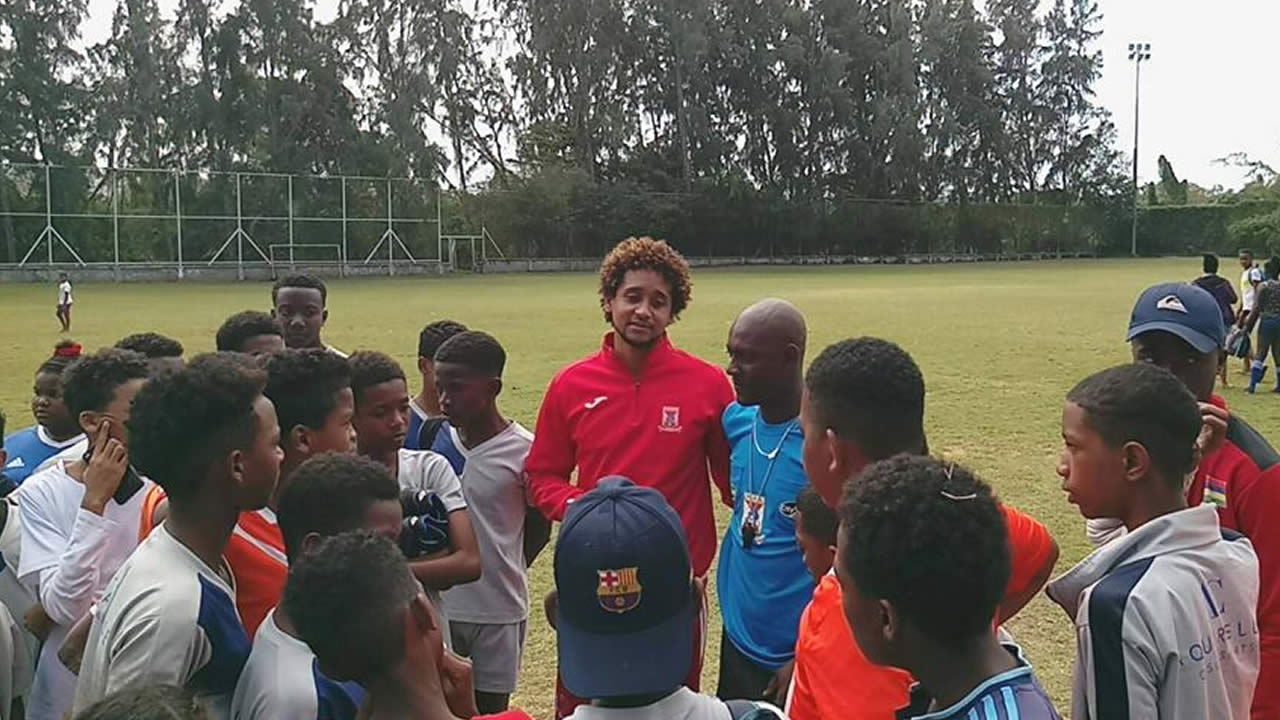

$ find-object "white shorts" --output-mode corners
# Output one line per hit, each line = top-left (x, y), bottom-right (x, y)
(450, 620), (528, 694)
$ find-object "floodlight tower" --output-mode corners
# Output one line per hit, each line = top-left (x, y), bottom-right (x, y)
(1129, 41), (1152, 257)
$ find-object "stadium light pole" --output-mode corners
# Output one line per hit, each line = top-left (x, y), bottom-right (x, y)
(1128, 41), (1151, 257)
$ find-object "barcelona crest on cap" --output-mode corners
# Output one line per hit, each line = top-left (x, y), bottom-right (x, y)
(597, 567), (642, 613)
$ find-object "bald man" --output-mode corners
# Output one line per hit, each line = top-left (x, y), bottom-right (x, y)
(717, 298), (812, 703)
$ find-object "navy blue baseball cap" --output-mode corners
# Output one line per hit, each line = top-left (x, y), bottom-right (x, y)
(555, 476), (694, 699)
(1126, 282), (1226, 353)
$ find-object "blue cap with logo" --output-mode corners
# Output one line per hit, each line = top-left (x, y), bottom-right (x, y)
(555, 476), (694, 699)
(1126, 282), (1226, 353)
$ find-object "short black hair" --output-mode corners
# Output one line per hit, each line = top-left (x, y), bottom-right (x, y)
(349, 351), (406, 408)
(434, 330), (506, 376)
(216, 311), (283, 352)
(38, 340), (83, 376)
(128, 353), (267, 501)
(839, 455), (1009, 649)
(1266, 257), (1280, 280)
(114, 333), (184, 359)
(263, 350), (352, 440)
(1240, 248), (1254, 259)
(73, 684), (208, 720)
(61, 349), (151, 419)
(805, 338), (926, 460)
(277, 453), (400, 561)
(1203, 253), (1219, 274)
(1067, 363), (1201, 484)
(285, 530), (419, 678)
(796, 485), (837, 546)
(418, 320), (468, 359)
(272, 273), (328, 305)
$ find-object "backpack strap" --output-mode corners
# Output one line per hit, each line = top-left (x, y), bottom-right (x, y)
(417, 416), (447, 451)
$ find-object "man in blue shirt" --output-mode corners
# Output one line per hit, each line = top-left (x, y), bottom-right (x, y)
(717, 298), (812, 702)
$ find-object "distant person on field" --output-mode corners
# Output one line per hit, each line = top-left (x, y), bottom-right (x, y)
(115, 333), (185, 374)
(1049, 363), (1259, 719)
(1090, 281), (1280, 718)
(271, 274), (344, 356)
(408, 320), (468, 450)
(1238, 249), (1263, 374)
(787, 338), (1058, 720)
(56, 273), (72, 333)
(1244, 257), (1280, 393)
(287, 531), (535, 720)
(839, 456), (1061, 720)
(215, 311), (285, 356)
(716, 299), (812, 703)
(1193, 253), (1237, 388)
(524, 237), (733, 718)
(3, 342), (84, 486)
(553, 477), (785, 720)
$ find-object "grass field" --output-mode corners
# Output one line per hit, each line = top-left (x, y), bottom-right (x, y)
(4, 257), (1280, 718)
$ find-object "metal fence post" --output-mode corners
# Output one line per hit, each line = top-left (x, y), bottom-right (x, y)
(386, 178), (394, 277)
(174, 169), (184, 279)
(287, 174), (295, 267)
(111, 167), (120, 281)
(340, 176), (348, 278)
(45, 164), (53, 266)
(236, 172), (244, 281)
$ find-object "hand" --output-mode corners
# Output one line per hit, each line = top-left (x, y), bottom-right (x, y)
(58, 611), (94, 675)
(23, 605), (54, 643)
(439, 649), (479, 718)
(82, 421), (127, 515)
(1197, 402), (1229, 460)
(764, 659), (794, 706)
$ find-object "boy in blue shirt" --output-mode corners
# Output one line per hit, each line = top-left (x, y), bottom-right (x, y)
(717, 298), (812, 701)
(836, 455), (1060, 720)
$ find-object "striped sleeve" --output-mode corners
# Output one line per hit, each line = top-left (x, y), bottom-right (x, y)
(1076, 558), (1159, 720)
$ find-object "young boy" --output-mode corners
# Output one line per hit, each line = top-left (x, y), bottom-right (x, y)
(837, 455), (1060, 719)
(1048, 363), (1260, 719)
(231, 453), (402, 720)
(226, 348), (357, 638)
(554, 477), (783, 720)
(430, 331), (548, 713)
(72, 353), (284, 717)
(114, 333), (185, 374)
(788, 337), (1059, 720)
(794, 486), (835, 585)
(216, 311), (286, 356)
(16, 348), (152, 720)
(408, 319), (468, 450)
(271, 274), (343, 355)
(349, 350), (480, 640)
(286, 531), (533, 720)
(56, 273), (72, 332)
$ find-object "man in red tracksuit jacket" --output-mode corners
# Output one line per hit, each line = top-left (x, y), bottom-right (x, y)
(525, 236), (734, 719)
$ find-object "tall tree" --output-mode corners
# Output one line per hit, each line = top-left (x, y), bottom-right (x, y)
(987, 0), (1046, 197)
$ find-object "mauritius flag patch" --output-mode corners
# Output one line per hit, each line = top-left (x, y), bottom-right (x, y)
(1203, 475), (1228, 509)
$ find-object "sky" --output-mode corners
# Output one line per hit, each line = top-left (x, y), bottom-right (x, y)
(80, 0), (1279, 191)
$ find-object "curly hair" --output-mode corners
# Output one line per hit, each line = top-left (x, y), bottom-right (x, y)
(216, 311), (283, 352)
(61, 348), (151, 419)
(38, 340), (83, 376)
(805, 338), (926, 460)
(114, 333), (185, 360)
(435, 330), (506, 376)
(418, 320), (468, 360)
(796, 484), (837, 546)
(127, 353), (267, 500)
(277, 453), (400, 561)
(272, 273), (328, 305)
(74, 684), (208, 720)
(1067, 363), (1201, 486)
(348, 351), (406, 409)
(839, 455), (1009, 649)
(263, 349), (352, 439)
(598, 237), (693, 322)
(284, 530), (419, 680)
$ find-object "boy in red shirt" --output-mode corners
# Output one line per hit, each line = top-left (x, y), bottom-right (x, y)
(788, 338), (1058, 720)
(525, 236), (734, 717)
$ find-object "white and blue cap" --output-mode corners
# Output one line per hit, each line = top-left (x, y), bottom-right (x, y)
(554, 476), (694, 699)
(1126, 282), (1226, 353)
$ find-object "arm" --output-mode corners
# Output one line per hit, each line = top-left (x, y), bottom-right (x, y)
(707, 372), (736, 508)
(997, 505), (1059, 625)
(523, 506), (551, 567)
(524, 377), (584, 521)
(408, 509), (481, 591)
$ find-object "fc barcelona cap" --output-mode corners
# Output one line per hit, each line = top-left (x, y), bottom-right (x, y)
(555, 476), (695, 699)
(1126, 282), (1225, 353)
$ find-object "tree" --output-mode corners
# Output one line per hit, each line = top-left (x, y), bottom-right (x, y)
(1157, 154), (1188, 205)
(987, 0), (1046, 197)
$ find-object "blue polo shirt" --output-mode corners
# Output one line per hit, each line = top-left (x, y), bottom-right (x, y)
(3, 426), (83, 485)
(716, 402), (813, 670)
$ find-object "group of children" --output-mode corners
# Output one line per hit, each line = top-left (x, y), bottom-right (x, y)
(0, 236), (1276, 720)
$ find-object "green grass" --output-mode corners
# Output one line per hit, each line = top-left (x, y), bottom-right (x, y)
(4, 258), (1279, 718)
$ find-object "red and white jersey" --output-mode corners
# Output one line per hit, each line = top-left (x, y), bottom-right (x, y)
(225, 508), (287, 639)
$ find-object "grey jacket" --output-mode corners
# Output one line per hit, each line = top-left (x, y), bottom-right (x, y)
(1046, 504), (1260, 720)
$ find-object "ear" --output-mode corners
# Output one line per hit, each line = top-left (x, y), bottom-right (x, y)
(290, 424), (311, 456)
(78, 410), (104, 437)
(227, 447), (247, 494)
(490, 377), (504, 398)
(0, 450), (8, 470)
(782, 342), (802, 366)
(322, 309), (329, 324)
(1122, 441), (1152, 484)
(417, 356), (432, 378)
(299, 531), (324, 556)
(823, 428), (843, 478)
(880, 598), (900, 645)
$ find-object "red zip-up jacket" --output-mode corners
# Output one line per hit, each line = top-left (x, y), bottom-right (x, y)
(1190, 396), (1280, 720)
(526, 333), (734, 576)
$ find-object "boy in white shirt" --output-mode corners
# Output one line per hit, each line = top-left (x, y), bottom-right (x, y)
(232, 453), (402, 720)
(430, 331), (550, 713)
(56, 273), (72, 332)
(17, 348), (151, 720)
(72, 353), (284, 718)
